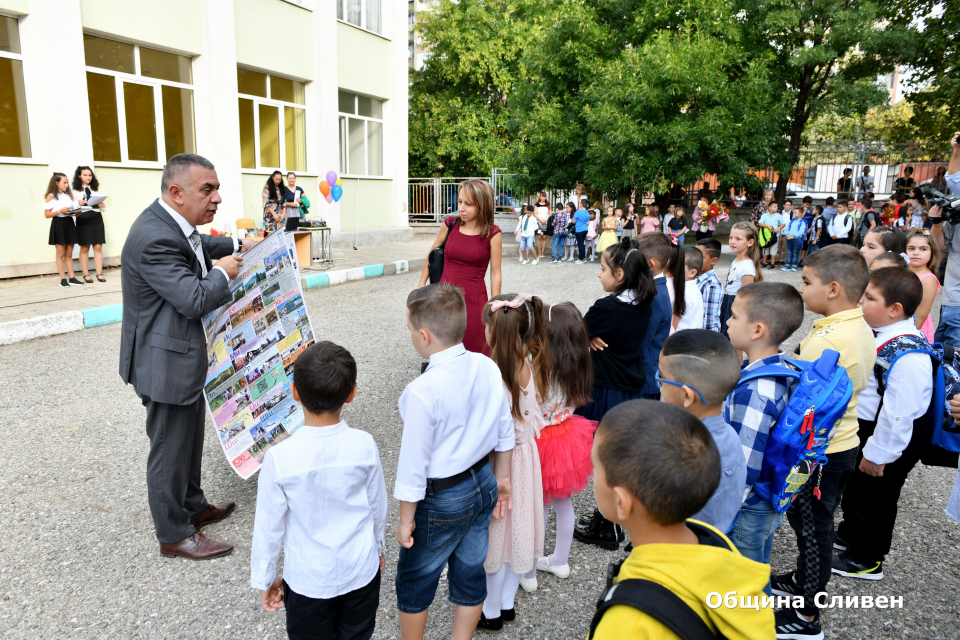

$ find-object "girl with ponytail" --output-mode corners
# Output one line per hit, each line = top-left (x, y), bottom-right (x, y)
(572, 237), (657, 550)
(720, 221), (761, 337)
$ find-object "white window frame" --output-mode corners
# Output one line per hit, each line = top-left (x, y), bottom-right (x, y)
(0, 16), (32, 162)
(337, 0), (386, 38)
(237, 70), (308, 174)
(83, 37), (194, 169)
(338, 92), (384, 178)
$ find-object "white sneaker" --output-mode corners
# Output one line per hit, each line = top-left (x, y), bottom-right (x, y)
(519, 576), (538, 592)
(519, 255), (524, 263)
(532, 258), (539, 265)
(537, 556), (571, 579)
(574, 260), (585, 264)
(521, 259), (529, 265)
(589, 255), (595, 261)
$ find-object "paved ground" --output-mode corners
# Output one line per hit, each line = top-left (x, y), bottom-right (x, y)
(0, 253), (957, 639)
(0, 239), (436, 322)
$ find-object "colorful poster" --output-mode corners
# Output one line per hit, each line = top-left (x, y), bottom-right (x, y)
(201, 231), (315, 479)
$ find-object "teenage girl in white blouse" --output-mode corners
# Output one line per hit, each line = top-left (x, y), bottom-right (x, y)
(44, 172), (82, 287)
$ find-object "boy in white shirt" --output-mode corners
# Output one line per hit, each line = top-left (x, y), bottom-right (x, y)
(829, 201), (853, 243)
(833, 267), (935, 582)
(673, 247), (705, 331)
(251, 341), (387, 639)
(396, 283), (515, 640)
(516, 204), (539, 265)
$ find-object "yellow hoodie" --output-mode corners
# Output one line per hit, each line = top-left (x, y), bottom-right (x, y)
(590, 520), (774, 640)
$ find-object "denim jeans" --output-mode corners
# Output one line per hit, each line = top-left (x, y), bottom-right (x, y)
(935, 304), (960, 348)
(552, 233), (565, 260)
(576, 231), (587, 260)
(395, 462), (498, 613)
(786, 237), (802, 269)
(806, 241), (819, 256)
(731, 500), (783, 596)
(519, 235), (536, 252)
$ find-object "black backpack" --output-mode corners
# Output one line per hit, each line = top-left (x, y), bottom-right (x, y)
(589, 560), (728, 640)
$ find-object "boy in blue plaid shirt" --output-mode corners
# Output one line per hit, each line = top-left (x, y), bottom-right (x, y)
(696, 238), (724, 332)
(722, 283), (805, 589)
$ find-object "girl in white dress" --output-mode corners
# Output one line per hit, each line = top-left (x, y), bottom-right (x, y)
(44, 172), (81, 287)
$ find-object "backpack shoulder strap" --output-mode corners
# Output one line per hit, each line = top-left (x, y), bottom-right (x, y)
(875, 335), (939, 395)
(736, 364), (800, 387)
(588, 578), (723, 640)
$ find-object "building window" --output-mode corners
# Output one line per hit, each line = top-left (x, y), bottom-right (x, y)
(0, 16), (30, 158)
(337, 0), (381, 35)
(83, 34), (195, 164)
(338, 91), (382, 177)
(237, 68), (306, 172)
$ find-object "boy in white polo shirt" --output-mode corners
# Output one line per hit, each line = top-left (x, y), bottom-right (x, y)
(395, 283), (515, 640)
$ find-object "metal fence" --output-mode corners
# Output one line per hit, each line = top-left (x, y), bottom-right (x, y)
(409, 143), (954, 223)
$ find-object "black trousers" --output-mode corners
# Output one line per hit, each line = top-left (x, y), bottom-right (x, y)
(284, 571), (381, 640)
(837, 417), (936, 566)
(786, 446), (858, 616)
(576, 230), (587, 260)
(141, 394), (209, 543)
(695, 229), (713, 241)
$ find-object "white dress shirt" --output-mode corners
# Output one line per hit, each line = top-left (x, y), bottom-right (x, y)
(250, 421), (387, 598)
(157, 197), (236, 280)
(829, 212), (853, 239)
(947, 170), (960, 196)
(675, 278), (705, 331)
(395, 343), (516, 502)
(857, 319), (933, 465)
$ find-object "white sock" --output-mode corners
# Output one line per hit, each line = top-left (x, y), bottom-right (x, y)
(500, 564), (523, 611)
(483, 565), (508, 619)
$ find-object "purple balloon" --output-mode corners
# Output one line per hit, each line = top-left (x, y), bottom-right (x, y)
(326, 171), (338, 186)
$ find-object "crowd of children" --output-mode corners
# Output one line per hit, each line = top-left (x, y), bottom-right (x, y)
(247, 183), (955, 640)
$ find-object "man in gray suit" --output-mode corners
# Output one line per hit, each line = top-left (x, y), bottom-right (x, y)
(120, 153), (258, 559)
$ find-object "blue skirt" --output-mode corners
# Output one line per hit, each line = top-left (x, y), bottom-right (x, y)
(575, 385), (643, 423)
(719, 293), (736, 338)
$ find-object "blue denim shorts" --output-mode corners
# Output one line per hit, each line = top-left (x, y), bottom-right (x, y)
(395, 462), (498, 614)
(519, 235), (536, 251)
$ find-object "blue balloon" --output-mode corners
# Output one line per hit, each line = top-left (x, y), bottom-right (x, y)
(331, 184), (343, 202)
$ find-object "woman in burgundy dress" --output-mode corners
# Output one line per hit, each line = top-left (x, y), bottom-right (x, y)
(417, 179), (502, 354)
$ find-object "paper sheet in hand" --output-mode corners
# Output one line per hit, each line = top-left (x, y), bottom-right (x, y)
(201, 231), (315, 479)
(86, 194), (107, 206)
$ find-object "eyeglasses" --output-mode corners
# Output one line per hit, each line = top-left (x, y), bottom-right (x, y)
(655, 370), (707, 404)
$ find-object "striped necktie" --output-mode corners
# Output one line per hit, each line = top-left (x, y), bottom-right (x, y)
(189, 230), (207, 276)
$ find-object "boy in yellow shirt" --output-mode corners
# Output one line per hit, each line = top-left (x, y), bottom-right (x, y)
(588, 400), (773, 640)
(771, 244), (875, 639)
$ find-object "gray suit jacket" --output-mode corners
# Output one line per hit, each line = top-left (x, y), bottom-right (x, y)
(119, 199), (236, 405)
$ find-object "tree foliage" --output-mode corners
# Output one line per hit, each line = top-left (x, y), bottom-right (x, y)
(408, 0), (534, 177)
(512, 0), (786, 197)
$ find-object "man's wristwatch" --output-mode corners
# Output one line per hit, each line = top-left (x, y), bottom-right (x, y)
(235, 237), (243, 253)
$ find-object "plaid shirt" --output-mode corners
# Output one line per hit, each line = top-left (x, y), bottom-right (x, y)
(697, 269), (724, 332)
(723, 353), (796, 505)
(552, 210), (569, 235)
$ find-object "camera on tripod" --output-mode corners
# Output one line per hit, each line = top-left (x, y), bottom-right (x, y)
(924, 186), (960, 224)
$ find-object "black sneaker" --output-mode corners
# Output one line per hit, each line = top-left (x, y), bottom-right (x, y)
(476, 612), (503, 634)
(833, 534), (848, 552)
(831, 551), (883, 580)
(59, 278), (69, 288)
(573, 511), (620, 551)
(770, 571), (803, 598)
(68, 277), (84, 285)
(501, 608), (515, 623)
(798, 260), (804, 267)
(775, 609), (824, 640)
(616, 523), (625, 543)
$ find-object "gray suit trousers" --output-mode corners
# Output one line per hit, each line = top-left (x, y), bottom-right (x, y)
(142, 394), (210, 543)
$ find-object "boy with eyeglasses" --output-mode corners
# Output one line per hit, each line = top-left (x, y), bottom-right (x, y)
(657, 329), (746, 533)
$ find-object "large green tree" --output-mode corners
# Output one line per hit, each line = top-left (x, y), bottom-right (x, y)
(512, 0), (786, 198)
(735, 0), (917, 201)
(408, 0), (534, 177)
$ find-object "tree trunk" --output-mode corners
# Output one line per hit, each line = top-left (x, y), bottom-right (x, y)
(777, 68), (815, 205)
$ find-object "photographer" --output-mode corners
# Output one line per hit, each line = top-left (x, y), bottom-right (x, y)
(928, 131), (960, 345)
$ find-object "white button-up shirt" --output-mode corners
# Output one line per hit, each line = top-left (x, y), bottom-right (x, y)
(250, 421), (387, 599)
(858, 319), (933, 465)
(157, 197), (234, 280)
(395, 344), (516, 502)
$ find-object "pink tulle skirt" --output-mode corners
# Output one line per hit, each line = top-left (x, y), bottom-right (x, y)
(536, 415), (597, 501)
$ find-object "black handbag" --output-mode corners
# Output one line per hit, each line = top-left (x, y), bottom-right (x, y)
(428, 217), (455, 284)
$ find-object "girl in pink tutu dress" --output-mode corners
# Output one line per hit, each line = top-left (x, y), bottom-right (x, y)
(531, 302), (597, 585)
(477, 294), (549, 632)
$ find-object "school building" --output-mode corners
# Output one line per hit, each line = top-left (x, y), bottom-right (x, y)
(0, 0), (410, 278)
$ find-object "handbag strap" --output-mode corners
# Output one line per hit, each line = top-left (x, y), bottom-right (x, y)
(440, 216), (455, 249)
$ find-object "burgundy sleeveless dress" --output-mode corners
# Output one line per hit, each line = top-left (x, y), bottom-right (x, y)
(440, 218), (501, 355)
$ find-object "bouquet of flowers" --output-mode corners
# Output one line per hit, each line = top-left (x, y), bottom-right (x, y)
(695, 198), (729, 232)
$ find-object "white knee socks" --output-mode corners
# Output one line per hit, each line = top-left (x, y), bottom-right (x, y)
(483, 564), (524, 618)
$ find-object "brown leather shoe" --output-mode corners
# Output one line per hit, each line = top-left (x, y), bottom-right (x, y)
(190, 502), (236, 530)
(160, 533), (233, 560)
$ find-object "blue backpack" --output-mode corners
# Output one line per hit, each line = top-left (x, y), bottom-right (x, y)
(730, 350), (853, 513)
(875, 336), (960, 461)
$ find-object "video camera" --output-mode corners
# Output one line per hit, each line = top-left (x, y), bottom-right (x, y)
(924, 186), (960, 225)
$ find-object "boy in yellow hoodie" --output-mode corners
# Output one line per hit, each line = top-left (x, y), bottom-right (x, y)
(588, 400), (773, 640)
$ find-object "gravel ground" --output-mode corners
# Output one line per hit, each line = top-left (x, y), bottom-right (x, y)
(1, 252), (958, 640)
